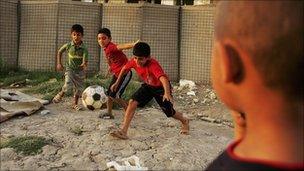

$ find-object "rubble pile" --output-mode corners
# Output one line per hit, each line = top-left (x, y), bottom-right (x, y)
(173, 80), (218, 107)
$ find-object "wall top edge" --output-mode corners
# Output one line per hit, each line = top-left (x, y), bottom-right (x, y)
(2, 0), (18, 4)
(104, 3), (179, 10)
(182, 4), (216, 10)
(20, 0), (101, 6)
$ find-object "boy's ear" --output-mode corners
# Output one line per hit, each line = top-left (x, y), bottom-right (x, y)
(219, 43), (245, 84)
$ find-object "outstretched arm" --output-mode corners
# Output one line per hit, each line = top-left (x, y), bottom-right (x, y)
(159, 76), (173, 103)
(116, 39), (139, 51)
(110, 66), (128, 92)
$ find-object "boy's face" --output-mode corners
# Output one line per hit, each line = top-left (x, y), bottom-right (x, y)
(134, 56), (149, 67)
(97, 33), (111, 47)
(71, 31), (83, 45)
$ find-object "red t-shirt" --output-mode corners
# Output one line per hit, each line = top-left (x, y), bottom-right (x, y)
(103, 42), (128, 77)
(124, 58), (167, 87)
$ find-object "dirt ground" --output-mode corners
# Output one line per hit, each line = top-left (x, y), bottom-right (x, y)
(0, 83), (234, 170)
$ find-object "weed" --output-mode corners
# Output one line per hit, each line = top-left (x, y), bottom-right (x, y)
(69, 125), (84, 136)
(0, 136), (50, 155)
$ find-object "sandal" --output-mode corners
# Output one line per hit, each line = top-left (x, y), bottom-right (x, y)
(72, 105), (82, 111)
(110, 130), (128, 140)
(99, 112), (114, 119)
(52, 93), (62, 103)
(180, 119), (190, 135)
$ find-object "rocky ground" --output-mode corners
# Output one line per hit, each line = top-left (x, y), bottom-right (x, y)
(0, 82), (234, 170)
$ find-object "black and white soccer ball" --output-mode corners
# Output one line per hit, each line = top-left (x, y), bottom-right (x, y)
(82, 85), (107, 111)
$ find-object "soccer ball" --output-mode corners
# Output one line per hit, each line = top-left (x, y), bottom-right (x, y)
(82, 85), (107, 110)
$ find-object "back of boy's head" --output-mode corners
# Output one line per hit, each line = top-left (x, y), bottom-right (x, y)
(98, 28), (111, 38)
(215, 1), (303, 101)
(133, 42), (150, 57)
(71, 24), (84, 35)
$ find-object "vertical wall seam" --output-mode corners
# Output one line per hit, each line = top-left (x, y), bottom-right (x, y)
(177, 5), (181, 81)
(16, 0), (21, 69)
(54, 0), (59, 71)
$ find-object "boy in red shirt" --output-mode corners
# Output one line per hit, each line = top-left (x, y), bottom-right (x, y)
(97, 28), (138, 119)
(110, 42), (189, 139)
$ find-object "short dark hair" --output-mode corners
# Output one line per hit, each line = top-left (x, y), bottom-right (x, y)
(133, 42), (150, 57)
(71, 24), (84, 35)
(215, 1), (303, 101)
(98, 28), (111, 38)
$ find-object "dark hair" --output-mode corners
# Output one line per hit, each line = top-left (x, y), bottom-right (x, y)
(133, 42), (150, 57)
(215, 2), (303, 101)
(98, 28), (111, 38)
(71, 24), (84, 35)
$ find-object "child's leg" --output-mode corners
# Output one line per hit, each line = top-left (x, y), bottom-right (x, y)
(103, 71), (132, 117)
(120, 99), (138, 134)
(110, 99), (138, 139)
(155, 96), (189, 134)
(172, 111), (189, 134)
(107, 97), (114, 114)
(53, 71), (72, 103)
(110, 84), (153, 139)
(72, 70), (85, 110)
(114, 98), (128, 111)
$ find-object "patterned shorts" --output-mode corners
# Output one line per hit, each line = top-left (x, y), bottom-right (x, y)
(61, 70), (85, 96)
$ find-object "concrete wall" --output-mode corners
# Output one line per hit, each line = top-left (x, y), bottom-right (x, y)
(0, 0), (19, 69)
(18, 0), (101, 72)
(180, 5), (215, 84)
(1, 1), (216, 84)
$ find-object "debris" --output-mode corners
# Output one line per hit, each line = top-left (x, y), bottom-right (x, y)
(186, 91), (196, 96)
(106, 155), (148, 171)
(179, 79), (196, 91)
(193, 99), (199, 103)
(200, 117), (216, 123)
(40, 110), (50, 115)
(9, 80), (26, 88)
(0, 89), (48, 123)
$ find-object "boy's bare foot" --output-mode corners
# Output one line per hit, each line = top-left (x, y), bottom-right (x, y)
(72, 105), (82, 111)
(110, 129), (128, 140)
(180, 119), (189, 135)
(52, 94), (62, 103)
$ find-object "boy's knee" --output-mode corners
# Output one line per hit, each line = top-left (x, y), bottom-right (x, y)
(128, 99), (138, 108)
(162, 107), (176, 117)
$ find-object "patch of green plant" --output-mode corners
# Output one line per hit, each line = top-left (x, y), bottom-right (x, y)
(0, 136), (50, 155)
(0, 70), (61, 87)
(69, 125), (84, 136)
(23, 80), (64, 100)
(25, 71), (62, 86)
(0, 72), (28, 86)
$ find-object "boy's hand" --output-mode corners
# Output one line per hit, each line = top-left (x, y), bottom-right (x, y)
(80, 63), (87, 71)
(134, 39), (140, 46)
(110, 82), (119, 92)
(56, 63), (64, 71)
(163, 92), (173, 103)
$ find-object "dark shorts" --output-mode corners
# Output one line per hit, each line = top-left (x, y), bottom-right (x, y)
(107, 71), (132, 99)
(131, 83), (176, 117)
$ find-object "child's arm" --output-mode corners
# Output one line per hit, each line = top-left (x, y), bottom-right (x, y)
(56, 51), (64, 71)
(116, 39), (139, 51)
(80, 48), (89, 71)
(57, 44), (68, 71)
(159, 76), (173, 103)
(110, 66), (128, 92)
(80, 61), (88, 71)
